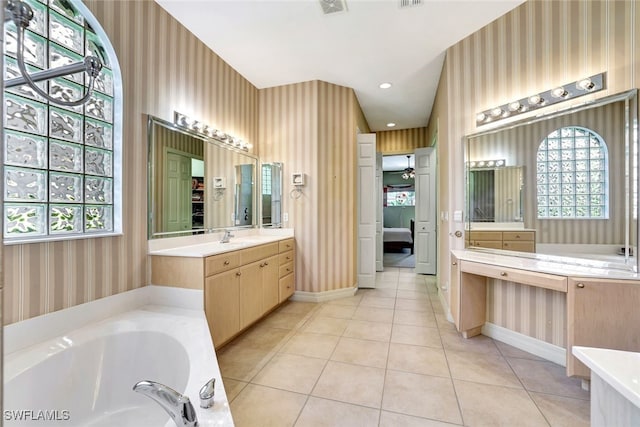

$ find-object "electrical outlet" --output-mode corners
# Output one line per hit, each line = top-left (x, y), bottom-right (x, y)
(283, 212), (289, 222)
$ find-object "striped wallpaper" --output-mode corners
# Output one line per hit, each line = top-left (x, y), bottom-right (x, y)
(376, 127), (428, 154)
(258, 81), (368, 293)
(3, 0), (259, 324)
(431, 0), (640, 343)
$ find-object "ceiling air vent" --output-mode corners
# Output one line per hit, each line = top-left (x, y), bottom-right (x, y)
(399, 0), (423, 8)
(319, 0), (347, 15)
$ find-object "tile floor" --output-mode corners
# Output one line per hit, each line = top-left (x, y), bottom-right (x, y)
(217, 268), (590, 427)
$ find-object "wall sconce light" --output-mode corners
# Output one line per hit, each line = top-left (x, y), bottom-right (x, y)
(174, 111), (251, 151)
(476, 72), (605, 127)
(467, 159), (506, 169)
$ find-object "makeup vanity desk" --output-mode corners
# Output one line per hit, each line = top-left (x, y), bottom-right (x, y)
(450, 249), (640, 377)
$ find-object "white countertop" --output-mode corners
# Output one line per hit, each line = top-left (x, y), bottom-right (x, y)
(573, 346), (640, 409)
(452, 249), (640, 280)
(148, 228), (294, 258)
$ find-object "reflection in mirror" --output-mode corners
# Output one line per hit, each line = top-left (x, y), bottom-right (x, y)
(148, 116), (258, 238)
(465, 89), (638, 270)
(261, 162), (283, 227)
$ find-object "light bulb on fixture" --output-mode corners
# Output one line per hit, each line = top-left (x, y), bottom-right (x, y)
(508, 101), (522, 112)
(490, 107), (503, 118)
(551, 87), (568, 98)
(476, 112), (486, 122)
(577, 78), (595, 91)
(496, 159), (505, 167)
(528, 94), (543, 106)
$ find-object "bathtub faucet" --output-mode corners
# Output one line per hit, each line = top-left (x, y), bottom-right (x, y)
(133, 380), (197, 427)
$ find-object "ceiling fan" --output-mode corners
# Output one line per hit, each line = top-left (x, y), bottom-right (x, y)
(400, 155), (415, 180)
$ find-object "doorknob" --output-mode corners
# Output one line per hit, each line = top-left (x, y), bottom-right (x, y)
(454, 230), (463, 238)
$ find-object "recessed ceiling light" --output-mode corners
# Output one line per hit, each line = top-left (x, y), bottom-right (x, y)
(379, 82), (392, 89)
(386, 122), (396, 127)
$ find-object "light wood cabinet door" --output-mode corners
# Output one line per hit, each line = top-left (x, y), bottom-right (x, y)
(205, 269), (240, 348)
(261, 255), (280, 312)
(567, 277), (640, 377)
(239, 261), (263, 329)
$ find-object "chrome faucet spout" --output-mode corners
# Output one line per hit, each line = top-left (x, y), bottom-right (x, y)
(133, 380), (197, 427)
(220, 229), (234, 243)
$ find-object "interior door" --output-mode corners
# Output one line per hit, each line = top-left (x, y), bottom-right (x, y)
(164, 151), (192, 232)
(376, 152), (384, 271)
(357, 133), (377, 288)
(415, 147), (437, 274)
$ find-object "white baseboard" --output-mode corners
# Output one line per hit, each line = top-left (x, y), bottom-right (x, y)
(291, 286), (358, 303)
(482, 322), (566, 366)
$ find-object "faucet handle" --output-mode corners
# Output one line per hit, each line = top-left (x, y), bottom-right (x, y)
(199, 378), (216, 409)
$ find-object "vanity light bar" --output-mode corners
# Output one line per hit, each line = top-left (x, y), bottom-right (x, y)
(173, 111), (252, 151)
(467, 159), (506, 169)
(476, 73), (605, 127)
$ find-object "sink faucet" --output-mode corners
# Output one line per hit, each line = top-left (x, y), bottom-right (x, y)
(133, 380), (197, 427)
(220, 229), (234, 243)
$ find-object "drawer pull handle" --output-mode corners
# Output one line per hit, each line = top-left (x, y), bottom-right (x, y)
(452, 261), (457, 266)
(236, 272), (241, 277)
(286, 256), (291, 260)
(265, 261), (269, 266)
(224, 260), (230, 265)
(577, 283), (585, 288)
(260, 263), (265, 268)
(515, 235), (520, 239)
(500, 272), (507, 277)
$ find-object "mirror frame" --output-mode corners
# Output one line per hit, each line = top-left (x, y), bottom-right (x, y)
(147, 115), (259, 239)
(260, 161), (284, 228)
(464, 89), (639, 271)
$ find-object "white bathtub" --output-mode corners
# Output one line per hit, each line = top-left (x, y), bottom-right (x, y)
(3, 287), (234, 426)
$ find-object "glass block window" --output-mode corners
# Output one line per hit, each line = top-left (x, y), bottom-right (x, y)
(262, 166), (271, 195)
(536, 127), (608, 219)
(3, 0), (120, 241)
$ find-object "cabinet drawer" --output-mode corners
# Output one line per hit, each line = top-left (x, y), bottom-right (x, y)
(242, 242), (279, 265)
(468, 231), (502, 241)
(279, 273), (295, 302)
(471, 240), (503, 249)
(279, 261), (294, 278)
(279, 250), (294, 265)
(205, 252), (241, 277)
(279, 239), (295, 253)
(502, 231), (534, 241)
(502, 241), (535, 252)
(460, 260), (567, 292)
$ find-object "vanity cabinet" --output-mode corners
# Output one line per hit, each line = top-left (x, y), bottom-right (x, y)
(567, 277), (640, 377)
(278, 239), (295, 302)
(467, 230), (536, 253)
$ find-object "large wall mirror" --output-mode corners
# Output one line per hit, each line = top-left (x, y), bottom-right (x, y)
(465, 89), (639, 270)
(148, 116), (258, 238)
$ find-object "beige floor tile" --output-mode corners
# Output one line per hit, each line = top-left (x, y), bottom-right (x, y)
(454, 380), (549, 427)
(315, 304), (357, 319)
(230, 384), (307, 427)
(359, 295), (396, 309)
(301, 316), (349, 336)
(395, 298), (432, 312)
(232, 323), (292, 351)
(397, 282), (429, 292)
(380, 411), (462, 427)
(375, 280), (400, 289)
(343, 319), (393, 342)
(252, 353), (327, 394)
(221, 377), (247, 403)
(277, 301), (319, 315)
(434, 313), (458, 331)
(445, 348), (522, 388)
(295, 396), (380, 427)
(391, 324), (442, 348)
(260, 311), (308, 330)
(325, 294), (363, 306)
(330, 337), (390, 368)
(382, 370), (462, 424)
(217, 346), (275, 381)
(362, 288), (398, 298)
(507, 358), (589, 400)
(530, 392), (590, 427)
(393, 309), (438, 327)
(312, 361), (386, 408)
(439, 329), (501, 355)
(495, 340), (545, 361)
(397, 289), (430, 300)
(353, 306), (395, 323)
(387, 343), (450, 377)
(279, 332), (340, 359)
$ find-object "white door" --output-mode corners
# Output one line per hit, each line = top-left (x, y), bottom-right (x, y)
(375, 152), (384, 271)
(357, 133), (377, 288)
(415, 147), (437, 274)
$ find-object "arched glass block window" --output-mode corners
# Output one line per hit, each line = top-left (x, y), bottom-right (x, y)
(536, 126), (608, 219)
(3, 0), (122, 242)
